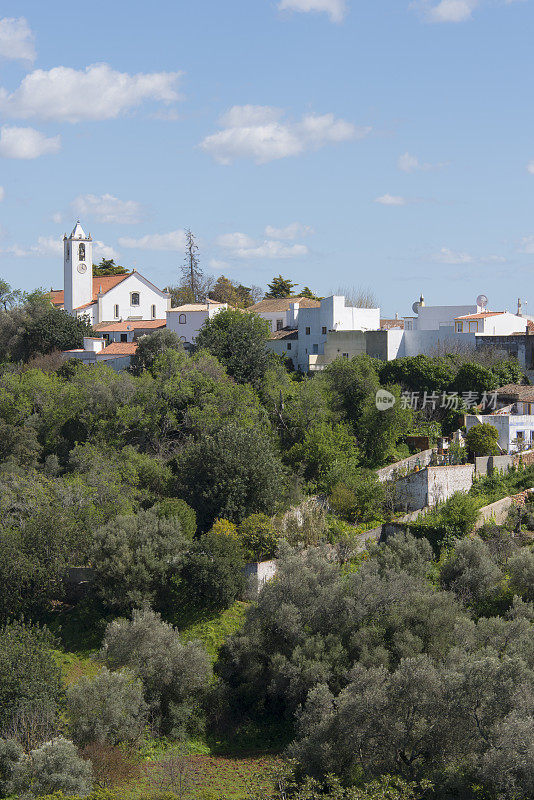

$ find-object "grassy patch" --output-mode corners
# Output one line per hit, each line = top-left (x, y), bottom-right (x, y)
(53, 648), (101, 686)
(175, 601), (248, 662)
(139, 753), (282, 800)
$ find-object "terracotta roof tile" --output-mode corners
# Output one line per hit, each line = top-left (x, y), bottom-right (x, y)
(95, 319), (166, 332)
(48, 273), (133, 309)
(248, 296), (321, 313)
(496, 384), (534, 402)
(268, 327), (299, 340)
(455, 311), (505, 320)
(98, 341), (138, 357)
(168, 303), (226, 312)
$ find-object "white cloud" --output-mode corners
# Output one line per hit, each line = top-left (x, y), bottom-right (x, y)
(118, 230), (186, 251)
(398, 151), (447, 172)
(0, 125), (60, 159)
(527, 161), (534, 174)
(519, 236), (534, 254)
(0, 187), (4, 202)
(209, 258), (231, 270)
(52, 211), (63, 224)
(72, 193), (145, 225)
(217, 230), (308, 259)
(200, 104), (364, 164)
(0, 17), (35, 63)
(216, 232), (256, 249)
(278, 0), (348, 22)
(412, 0), (478, 22)
(0, 63), (181, 123)
(375, 194), (407, 206)
(431, 247), (474, 264)
(2, 235), (117, 260)
(93, 241), (119, 261)
(264, 222), (314, 240)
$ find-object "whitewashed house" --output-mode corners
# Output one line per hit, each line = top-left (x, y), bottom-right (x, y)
(62, 337), (138, 371)
(166, 301), (227, 345)
(50, 222), (170, 325)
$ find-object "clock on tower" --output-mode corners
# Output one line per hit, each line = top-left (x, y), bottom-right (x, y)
(64, 221), (93, 314)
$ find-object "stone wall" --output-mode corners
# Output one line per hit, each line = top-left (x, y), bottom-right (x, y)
(243, 559), (277, 596)
(377, 449), (434, 483)
(393, 464), (475, 511)
(475, 455), (513, 475)
(474, 497), (514, 529)
(513, 449), (534, 467)
(427, 464), (475, 505)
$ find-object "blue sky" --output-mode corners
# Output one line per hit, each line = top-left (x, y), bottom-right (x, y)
(0, 0), (533, 315)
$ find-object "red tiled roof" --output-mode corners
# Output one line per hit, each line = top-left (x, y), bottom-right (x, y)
(380, 318), (405, 330)
(98, 341), (138, 357)
(95, 319), (166, 332)
(454, 311), (505, 320)
(268, 327), (298, 340)
(248, 296), (321, 313)
(48, 273), (133, 308)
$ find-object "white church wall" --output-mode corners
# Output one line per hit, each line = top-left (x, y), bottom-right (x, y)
(97, 274), (168, 323)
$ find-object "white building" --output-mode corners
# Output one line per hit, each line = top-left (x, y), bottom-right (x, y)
(247, 296), (321, 333)
(94, 319), (166, 344)
(260, 295), (381, 371)
(454, 311), (527, 335)
(166, 301), (227, 345)
(50, 222), (170, 325)
(465, 414), (534, 454)
(62, 337), (138, 371)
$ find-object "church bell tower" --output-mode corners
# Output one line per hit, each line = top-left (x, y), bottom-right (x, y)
(64, 221), (93, 314)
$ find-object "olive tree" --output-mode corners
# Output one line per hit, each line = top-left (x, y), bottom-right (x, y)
(100, 608), (210, 738)
(67, 667), (147, 746)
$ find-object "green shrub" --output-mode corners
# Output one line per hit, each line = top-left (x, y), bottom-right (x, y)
(12, 737), (93, 798)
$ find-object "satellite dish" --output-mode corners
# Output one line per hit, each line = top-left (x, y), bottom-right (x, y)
(477, 294), (488, 308)
(412, 301), (420, 314)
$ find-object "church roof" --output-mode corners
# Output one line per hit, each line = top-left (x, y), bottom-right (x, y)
(70, 221), (88, 239)
(48, 273), (132, 309)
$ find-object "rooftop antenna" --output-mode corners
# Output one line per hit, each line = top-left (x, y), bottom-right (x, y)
(476, 294), (488, 309)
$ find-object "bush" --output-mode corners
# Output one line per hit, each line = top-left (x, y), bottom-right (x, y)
(238, 514), (279, 561)
(67, 668), (147, 746)
(81, 744), (141, 790)
(12, 737), (93, 798)
(0, 621), (62, 735)
(329, 470), (385, 524)
(178, 423), (287, 531)
(439, 491), (479, 535)
(152, 499), (196, 539)
(508, 547), (534, 601)
(90, 509), (189, 613)
(100, 609), (211, 738)
(179, 531), (246, 609)
(0, 738), (23, 796)
(465, 423), (500, 458)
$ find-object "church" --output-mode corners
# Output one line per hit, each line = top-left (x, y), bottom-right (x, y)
(49, 221), (170, 326)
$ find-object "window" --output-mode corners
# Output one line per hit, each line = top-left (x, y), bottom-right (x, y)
(276, 319), (283, 331)
(151, 304), (156, 319)
(342, 353), (349, 358)
(305, 327), (311, 335)
(527, 403), (532, 415)
(78, 243), (85, 260)
(114, 304), (119, 319)
(130, 292), (140, 306)
(312, 344), (318, 355)
(179, 314), (186, 324)
(287, 343), (292, 350)
(322, 326), (327, 335)
(455, 322), (463, 333)
(120, 333), (128, 343)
